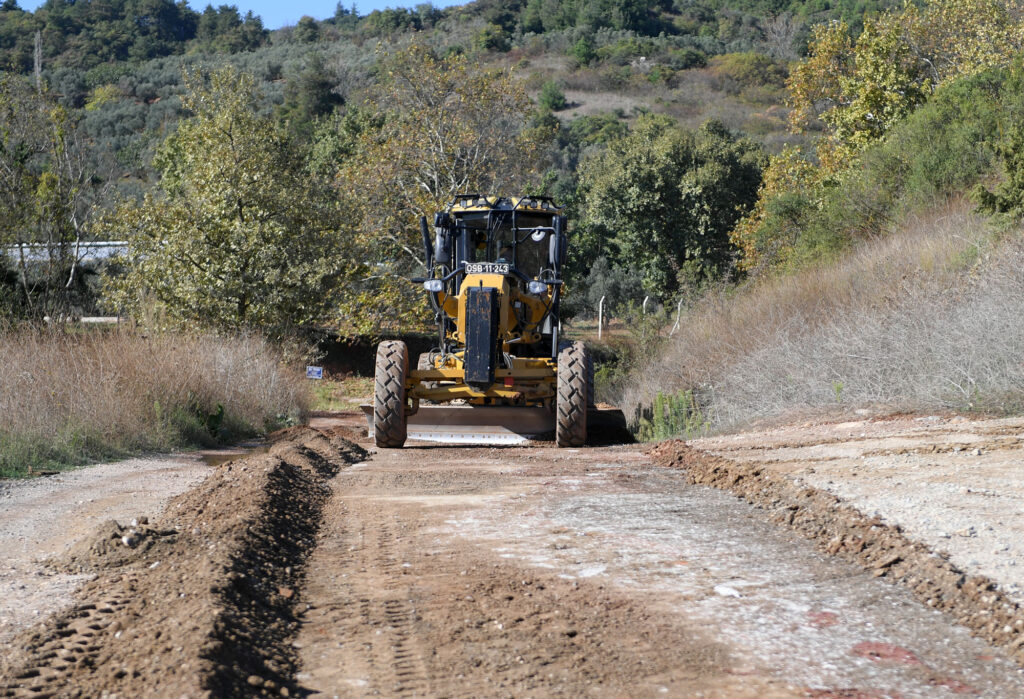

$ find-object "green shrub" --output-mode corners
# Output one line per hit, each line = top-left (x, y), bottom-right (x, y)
(474, 23), (510, 52)
(749, 67), (1011, 271)
(635, 390), (709, 441)
(571, 36), (596, 66)
(710, 52), (787, 89)
(539, 80), (568, 111)
(667, 47), (706, 70)
(974, 66), (1024, 218)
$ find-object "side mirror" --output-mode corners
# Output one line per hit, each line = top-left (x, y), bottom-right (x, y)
(433, 212), (452, 264)
(550, 216), (568, 269)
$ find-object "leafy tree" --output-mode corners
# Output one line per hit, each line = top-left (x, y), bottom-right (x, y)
(576, 115), (765, 298)
(193, 5), (266, 53)
(788, 0), (1024, 160)
(308, 105), (383, 179)
(567, 112), (628, 145)
(710, 52), (787, 89)
(578, 255), (646, 317)
(293, 15), (320, 43)
(975, 65), (1024, 217)
(729, 145), (823, 272)
(571, 35), (596, 65)
(0, 73), (96, 319)
(474, 22), (510, 52)
(102, 67), (352, 337)
(738, 67), (1012, 272)
(323, 41), (552, 331)
(277, 53), (344, 142)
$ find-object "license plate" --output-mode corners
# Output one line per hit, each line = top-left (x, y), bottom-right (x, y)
(465, 262), (510, 275)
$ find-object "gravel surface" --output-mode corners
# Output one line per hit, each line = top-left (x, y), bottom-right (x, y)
(0, 453), (215, 645)
(693, 414), (1024, 605)
(4, 412), (1024, 697)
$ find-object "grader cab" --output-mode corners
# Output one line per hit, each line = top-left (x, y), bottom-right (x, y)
(366, 195), (591, 447)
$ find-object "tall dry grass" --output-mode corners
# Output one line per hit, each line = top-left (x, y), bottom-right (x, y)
(623, 201), (1024, 433)
(0, 329), (309, 476)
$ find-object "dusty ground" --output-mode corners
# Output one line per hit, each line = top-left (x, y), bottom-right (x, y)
(1, 412), (1023, 697)
(691, 414), (1024, 602)
(0, 452), (219, 647)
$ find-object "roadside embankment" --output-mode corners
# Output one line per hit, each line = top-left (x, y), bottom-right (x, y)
(653, 413), (1024, 665)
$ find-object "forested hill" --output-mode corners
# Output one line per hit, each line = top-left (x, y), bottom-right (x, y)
(1, 0), (894, 76)
(0, 1), (266, 72)
(0, 0), (848, 206)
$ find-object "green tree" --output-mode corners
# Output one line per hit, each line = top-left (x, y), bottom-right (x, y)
(474, 22), (510, 52)
(788, 0), (1024, 162)
(102, 67), (352, 337)
(539, 80), (568, 111)
(277, 53), (344, 142)
(571, 35), (595, 65)
(975, 65), (1024, 217)
(323, 41), (552, 331)
(576, 115), (765, 298)
(0, 73), (95, 319)
(293, 15), (320, 43)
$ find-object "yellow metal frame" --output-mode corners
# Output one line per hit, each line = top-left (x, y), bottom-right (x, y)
(407, 354), (556, 407)
(406, 195), (563, 414)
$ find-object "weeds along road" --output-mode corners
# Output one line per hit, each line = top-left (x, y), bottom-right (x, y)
(2, 412), (1024, 697)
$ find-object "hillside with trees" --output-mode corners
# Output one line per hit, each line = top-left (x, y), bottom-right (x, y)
(4, 0), (1024, 437)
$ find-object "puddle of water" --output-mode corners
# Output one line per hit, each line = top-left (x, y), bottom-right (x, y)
(199, 443), (268, 468)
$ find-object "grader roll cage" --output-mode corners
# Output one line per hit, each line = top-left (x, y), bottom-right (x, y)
(362, 195), (593, 448)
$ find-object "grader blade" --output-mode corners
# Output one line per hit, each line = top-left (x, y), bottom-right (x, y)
(361, 404), (554, 445)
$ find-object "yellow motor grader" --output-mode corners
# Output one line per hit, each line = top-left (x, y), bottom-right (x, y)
(365, 195), (591, 448)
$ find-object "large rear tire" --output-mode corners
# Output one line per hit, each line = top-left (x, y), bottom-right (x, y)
(374, 341), (408, 448)
(556, 341), (588, 447)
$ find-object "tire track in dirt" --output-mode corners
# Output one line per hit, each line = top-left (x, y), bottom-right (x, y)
(293, 450), (795, 698)
(297, 497), (432, 696)
(0, 428), (365, 698)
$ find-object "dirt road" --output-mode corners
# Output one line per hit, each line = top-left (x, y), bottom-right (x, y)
(2, 413), (1023, 697)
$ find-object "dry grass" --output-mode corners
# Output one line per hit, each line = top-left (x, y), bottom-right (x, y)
(0, 329), (309, 476)
(622, 201), (1024, 432)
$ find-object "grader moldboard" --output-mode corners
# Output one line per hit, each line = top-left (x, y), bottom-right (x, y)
(362, 195), (593, 448)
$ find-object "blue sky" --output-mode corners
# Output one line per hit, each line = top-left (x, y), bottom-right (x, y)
(23, 1), (466, 30)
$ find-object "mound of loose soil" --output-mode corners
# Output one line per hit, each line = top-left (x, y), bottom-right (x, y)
(50, 518), (178, 573)
(648, 440), (1024, 666)
(0, 427), (366, 698)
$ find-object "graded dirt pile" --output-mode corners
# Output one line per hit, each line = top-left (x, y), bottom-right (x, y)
(50, 518), (178, 574)
(650, 434), (1024, 667)
(0, 428), (365, 698)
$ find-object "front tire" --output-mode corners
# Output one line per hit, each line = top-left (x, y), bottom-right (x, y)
(374, 341), (408, 448)
(556, 341), (588, 447)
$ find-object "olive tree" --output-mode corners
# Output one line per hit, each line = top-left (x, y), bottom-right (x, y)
(103, 67), (355, 337)
(321, 41), (552, 332)
(575, 115), (765, 299)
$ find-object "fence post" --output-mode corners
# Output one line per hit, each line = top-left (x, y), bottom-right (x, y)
(598, 295), (606, 340)
(669, 297), (684, 336)
(642, 295), (650, 315)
